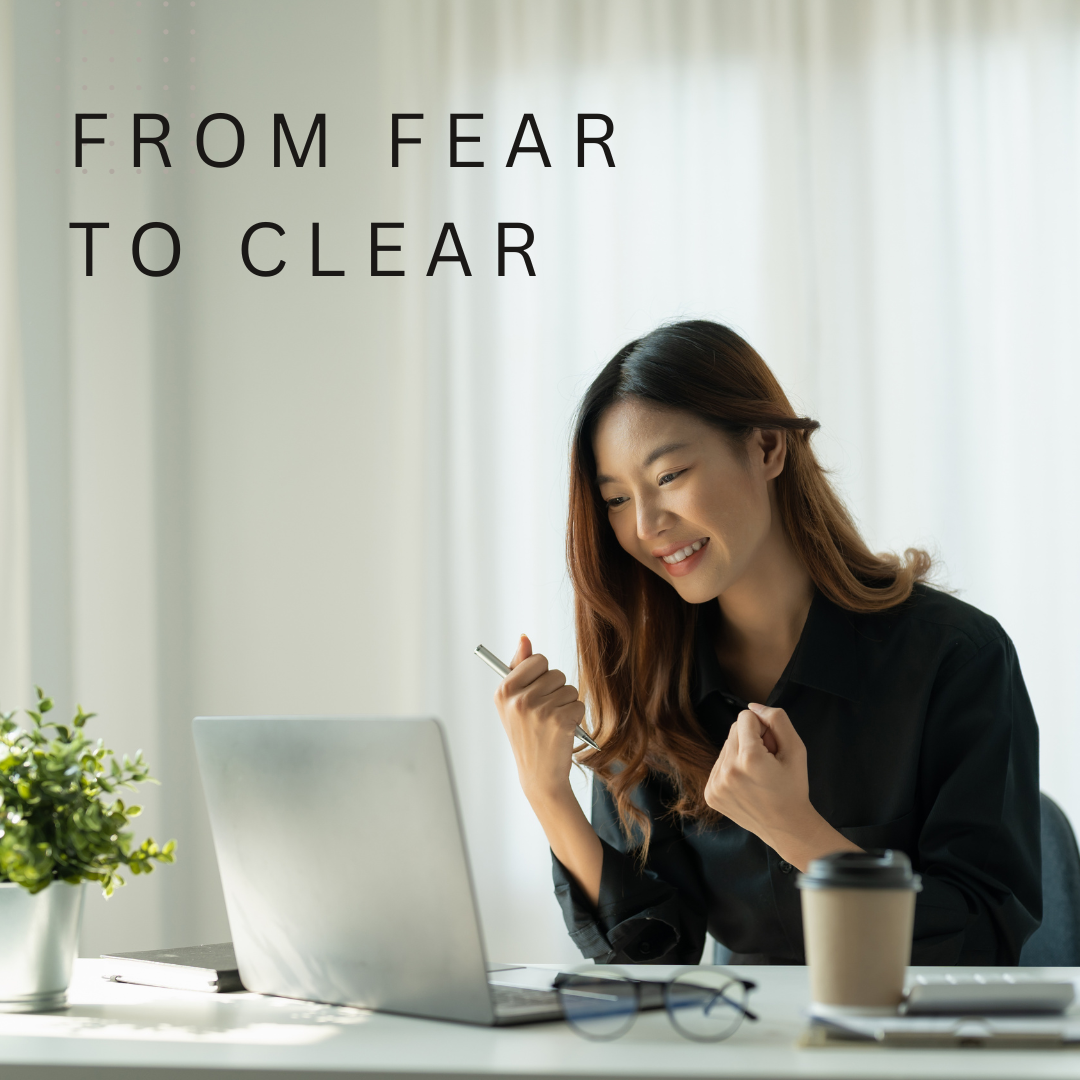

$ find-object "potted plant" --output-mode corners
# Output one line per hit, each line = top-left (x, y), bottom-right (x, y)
(0, 689), (176, 1012)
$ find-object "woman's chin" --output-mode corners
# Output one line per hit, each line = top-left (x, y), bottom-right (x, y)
(665, 570), (724, 606)
(677, 586), (722, 606)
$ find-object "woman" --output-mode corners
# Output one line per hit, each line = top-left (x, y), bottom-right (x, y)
(494, 320), (1040, 966)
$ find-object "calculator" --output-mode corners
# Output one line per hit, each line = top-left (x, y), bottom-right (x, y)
(903, 972), (1076, 1015)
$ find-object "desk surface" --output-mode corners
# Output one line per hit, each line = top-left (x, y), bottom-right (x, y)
(1, 961), (1079, 1080)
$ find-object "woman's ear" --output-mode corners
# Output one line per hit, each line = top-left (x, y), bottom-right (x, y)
(751, 428), (787, 480)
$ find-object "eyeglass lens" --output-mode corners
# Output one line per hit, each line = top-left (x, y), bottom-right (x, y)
(664, 970), (749, 1041)
(557, 974), (638, 1040)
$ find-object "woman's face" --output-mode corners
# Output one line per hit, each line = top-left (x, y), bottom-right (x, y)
(592, 398), (786, 605)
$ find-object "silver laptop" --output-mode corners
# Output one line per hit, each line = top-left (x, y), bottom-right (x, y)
(192, 715), (564, 1025)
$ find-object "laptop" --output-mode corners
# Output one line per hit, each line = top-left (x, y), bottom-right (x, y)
(192, 715), (564, 1025)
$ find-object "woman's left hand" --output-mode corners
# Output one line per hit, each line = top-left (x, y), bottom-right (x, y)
(704, 703), (860, 871)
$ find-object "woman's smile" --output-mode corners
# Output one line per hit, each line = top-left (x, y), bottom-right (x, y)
(655, 536), (710, 574)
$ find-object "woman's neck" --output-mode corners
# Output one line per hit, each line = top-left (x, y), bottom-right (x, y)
(714, 505), (815, 704)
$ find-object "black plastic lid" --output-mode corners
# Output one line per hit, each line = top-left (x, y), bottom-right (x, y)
(796, 849), (922, 891)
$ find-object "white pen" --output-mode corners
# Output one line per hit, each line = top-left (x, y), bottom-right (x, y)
(474, 644), (600, 751)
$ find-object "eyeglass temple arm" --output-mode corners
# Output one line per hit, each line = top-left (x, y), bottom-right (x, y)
(707, 984), (759, 1022)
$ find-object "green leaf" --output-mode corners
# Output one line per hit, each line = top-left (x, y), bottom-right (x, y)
(0, 691), (177, 898)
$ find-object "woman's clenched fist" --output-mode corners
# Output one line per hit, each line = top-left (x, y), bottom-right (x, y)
(493, 634), (587, 805)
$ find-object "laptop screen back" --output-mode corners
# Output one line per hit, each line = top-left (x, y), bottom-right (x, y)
(193, 716), (495, 1024)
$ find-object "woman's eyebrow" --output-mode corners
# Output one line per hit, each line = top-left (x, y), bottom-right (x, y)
(596, 442), (690, 485)
(643, 442), (689, 467)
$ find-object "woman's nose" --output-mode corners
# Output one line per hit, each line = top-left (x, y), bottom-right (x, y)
(636, 497), (669, 540)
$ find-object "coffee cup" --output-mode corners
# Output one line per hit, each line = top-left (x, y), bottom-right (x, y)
(796, 849), (921, 1017)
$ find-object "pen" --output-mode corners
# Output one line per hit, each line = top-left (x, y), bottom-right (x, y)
(474, 644), (601, 751)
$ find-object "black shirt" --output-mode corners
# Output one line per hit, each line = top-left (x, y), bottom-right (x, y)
(552, 584), (1041, 965)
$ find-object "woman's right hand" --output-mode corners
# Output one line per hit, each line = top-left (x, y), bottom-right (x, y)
(493, 634), (603, 907)
(493, 634), (587, 805)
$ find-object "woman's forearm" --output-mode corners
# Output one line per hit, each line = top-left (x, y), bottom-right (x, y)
(526, 786), (603, 907)
(767, 810), (861, 873)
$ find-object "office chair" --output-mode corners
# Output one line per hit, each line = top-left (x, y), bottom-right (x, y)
(711, 793), (1080, 966)
(1019, 792), (1080, 966)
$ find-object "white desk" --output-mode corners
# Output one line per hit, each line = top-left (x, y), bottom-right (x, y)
(1, 961), (1079, 1080)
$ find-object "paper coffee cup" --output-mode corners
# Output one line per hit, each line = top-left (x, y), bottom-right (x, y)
(797, 849), (921, 1017)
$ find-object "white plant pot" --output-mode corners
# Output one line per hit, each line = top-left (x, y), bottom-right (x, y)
(0, 880), (86, 1012)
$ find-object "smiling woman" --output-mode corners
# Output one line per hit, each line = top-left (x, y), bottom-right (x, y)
(492, 320), (1041, 967)
(570, 325), (931, 832)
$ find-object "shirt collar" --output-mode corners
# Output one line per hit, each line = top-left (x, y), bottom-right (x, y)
(692, 589), (863, 706)
(691, 602), (730, 705)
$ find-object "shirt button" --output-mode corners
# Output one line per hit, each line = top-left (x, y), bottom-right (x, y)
(779, 860), (793, 874)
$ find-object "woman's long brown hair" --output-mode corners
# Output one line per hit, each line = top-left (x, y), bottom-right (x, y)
(567, 321), (931, 851)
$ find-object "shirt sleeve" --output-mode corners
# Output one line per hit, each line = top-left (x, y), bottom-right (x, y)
(912, 632), (1042, 964)
(551, 775), (709, 964)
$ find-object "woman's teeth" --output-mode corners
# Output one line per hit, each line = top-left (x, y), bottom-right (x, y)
(662, 539), (707, 564)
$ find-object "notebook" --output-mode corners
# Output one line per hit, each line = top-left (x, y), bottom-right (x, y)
(101, 942), (244, 993)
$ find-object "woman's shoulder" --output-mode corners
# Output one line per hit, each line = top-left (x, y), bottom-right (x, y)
(850, 582), (1011, 657)
(903, 583), (1008, 645)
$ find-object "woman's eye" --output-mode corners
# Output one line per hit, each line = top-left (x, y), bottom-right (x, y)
(606, 496), (629, 508)
(658, 470), (686, 486)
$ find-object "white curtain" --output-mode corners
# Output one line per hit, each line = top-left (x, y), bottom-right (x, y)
(0, 0), (30, 714)
(11, 0), (1080, 962)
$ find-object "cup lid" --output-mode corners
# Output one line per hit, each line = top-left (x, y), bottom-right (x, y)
(796, 849), (922, 891)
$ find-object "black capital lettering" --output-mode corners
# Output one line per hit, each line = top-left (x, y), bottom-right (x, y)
(371, 223), (404, 276)
(134, 114), (171, 167)
(312, 223), (344, 276)
(274, 114), (326, 167)
(505, 115), (551, 167)
(391, 113), (422, 167)
(132, 222), (181, 277)
(577, 113), (615, 167)
(241, 222), (285, 277)
(426, 223), (471, 276)
(498, 223), (535, 277)
(75, 113), (107, 167)
(68, 222), (110, 276)
(196, 113), (245, 168)
(450, 113), (483, 167)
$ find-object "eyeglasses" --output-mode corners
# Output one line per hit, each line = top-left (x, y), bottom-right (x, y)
(553, 966), (758, 1042)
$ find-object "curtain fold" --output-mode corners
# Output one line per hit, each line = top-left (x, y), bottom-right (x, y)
(0, 0), (30, 713)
